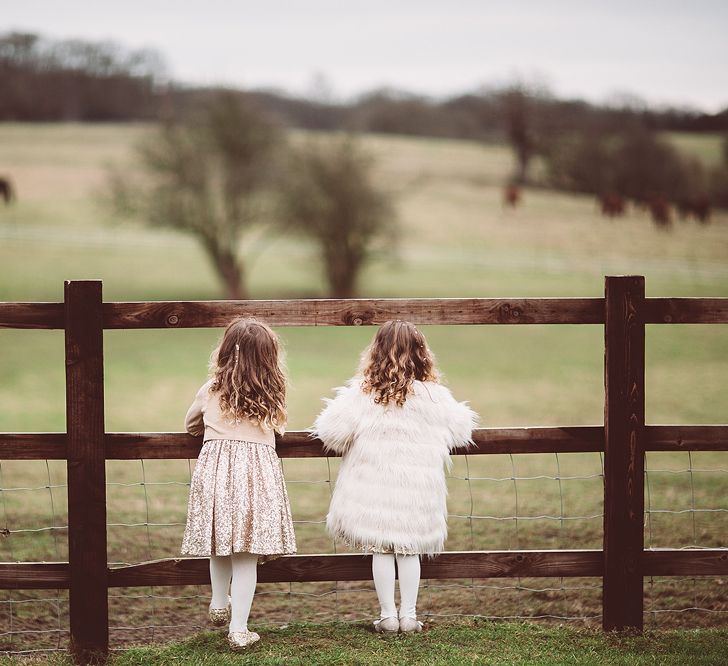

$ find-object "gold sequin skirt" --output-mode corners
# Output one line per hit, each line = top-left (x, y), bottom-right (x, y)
(181, 439), (296, 561)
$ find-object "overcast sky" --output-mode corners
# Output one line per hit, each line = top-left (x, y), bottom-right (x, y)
(5, 1), (728, 112)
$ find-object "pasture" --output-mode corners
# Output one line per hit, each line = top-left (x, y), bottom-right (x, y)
(2, 622), (728, 665)
(0, 123), (727, 653)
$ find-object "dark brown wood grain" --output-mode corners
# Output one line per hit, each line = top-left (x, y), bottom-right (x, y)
(602, 276), (645, 632)
(4, 548), (727, 592)
(108, 550), (604, 587)
(0, 302), (64, 329)
(65, 281), (109, 662)
(2, 425), (726, 461)
(105, 432), (202, 459)
(3, 295), (726, 329)
(421, 550), (603, 579)
(468, 426), (603, 454)
(102, 427), (604, 460)
(645, 298), (728, 324)
(0, 562), (70, 589)
(642, 549), (728, 576)
(645, 425), (728, 451)
(0, 433), (67, 458)
(4, 548), (726, 593)
(102, 297), (605, 329)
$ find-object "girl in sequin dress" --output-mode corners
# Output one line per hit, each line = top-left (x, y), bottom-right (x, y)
(181, 317), (296, 650)
(313, 320), (478, 634)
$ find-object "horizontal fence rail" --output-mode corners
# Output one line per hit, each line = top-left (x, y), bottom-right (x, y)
(3, 296), (728, 330)
(2, 425), (727, 460)
(1, 278), (727, 662)
(3, 549), (727, 591)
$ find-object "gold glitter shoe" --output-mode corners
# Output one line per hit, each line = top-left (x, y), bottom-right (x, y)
(208, 597), (231, 627)
(373, 617), (399, 633)
(228, 630), (260, 650)
(399, 617), (423, 633)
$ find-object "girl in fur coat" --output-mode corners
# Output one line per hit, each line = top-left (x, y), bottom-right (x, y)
(312, 320), (478, 633)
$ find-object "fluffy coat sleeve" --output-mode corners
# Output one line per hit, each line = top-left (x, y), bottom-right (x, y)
(434, 383), (479, 450)
(311, 380), (365, 454)
(184, 381), (211, 437)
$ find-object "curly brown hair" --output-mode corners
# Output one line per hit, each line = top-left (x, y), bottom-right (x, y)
(209, 317), (287, 433)
(359, 320), (439, 406)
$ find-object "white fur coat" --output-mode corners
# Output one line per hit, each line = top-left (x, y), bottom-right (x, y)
(312, 378), (478, 556)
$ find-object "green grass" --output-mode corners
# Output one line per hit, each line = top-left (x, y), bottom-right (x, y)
(663, 131), (727, 167)
(0, 124), (727, 654)
(3, 622), (728, 665)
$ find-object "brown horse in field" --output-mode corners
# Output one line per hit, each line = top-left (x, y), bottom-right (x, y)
(677, 196), (711, 224)
(649, 196), (672, 228)
(0, 177), (14, 204)
(503, 183), (521, 208)
(598, 192), (626, 218)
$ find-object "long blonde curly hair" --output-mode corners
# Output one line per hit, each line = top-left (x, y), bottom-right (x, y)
(209, 317), (287, 433)
(359, 320), (439, 406)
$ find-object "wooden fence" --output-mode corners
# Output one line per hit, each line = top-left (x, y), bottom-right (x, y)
(1, 276), (727, 663)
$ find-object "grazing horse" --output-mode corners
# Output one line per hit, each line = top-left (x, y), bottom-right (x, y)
(0, 178), (14, 204)
(503, 183), (521, 208)
(677, 196), (711, 224)
(598, 192), (626, 218)
(649, 196), (672, 228)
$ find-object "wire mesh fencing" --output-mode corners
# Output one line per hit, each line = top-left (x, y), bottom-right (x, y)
(2, 446), (725, 655)
(0, 459), (69, 656)
(644, 450), (728, 627)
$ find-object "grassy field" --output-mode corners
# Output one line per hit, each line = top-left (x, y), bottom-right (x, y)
(662, 131), (727, 167)
(0, 123), (727, 655)
(3, 622), (728, 665)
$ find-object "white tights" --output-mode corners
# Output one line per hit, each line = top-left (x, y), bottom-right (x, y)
(209, 552), (258, 632)
(371, 553), (421, 620)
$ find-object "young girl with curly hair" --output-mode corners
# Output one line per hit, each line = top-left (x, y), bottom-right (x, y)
(313, 320), (477, 634)
(181, 317), (296, 650)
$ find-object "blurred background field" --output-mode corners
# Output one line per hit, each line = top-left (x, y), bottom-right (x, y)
(1, 122), (727, 651)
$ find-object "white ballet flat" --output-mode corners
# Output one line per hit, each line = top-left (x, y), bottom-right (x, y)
(228, 629), (260, 650)
(373, 616), (400, 633)
(399, 617), (423, 633)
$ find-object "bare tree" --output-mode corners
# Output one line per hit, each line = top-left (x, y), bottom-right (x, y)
(109, 92), (281, 299)
(710, 135), (728, 209)
(501, 86), (535, 184)
(279, 136), (395, 298)
(497, 82), (554, 184)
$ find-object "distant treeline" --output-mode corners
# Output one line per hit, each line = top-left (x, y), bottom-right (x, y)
(2, 31), (727, 137)
(251, 89), (728, 137)
(0, 32), (163, 121)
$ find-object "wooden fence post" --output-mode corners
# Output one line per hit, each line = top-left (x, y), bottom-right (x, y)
(603, 275), (645, 631)
(65, 281), (108, 662)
